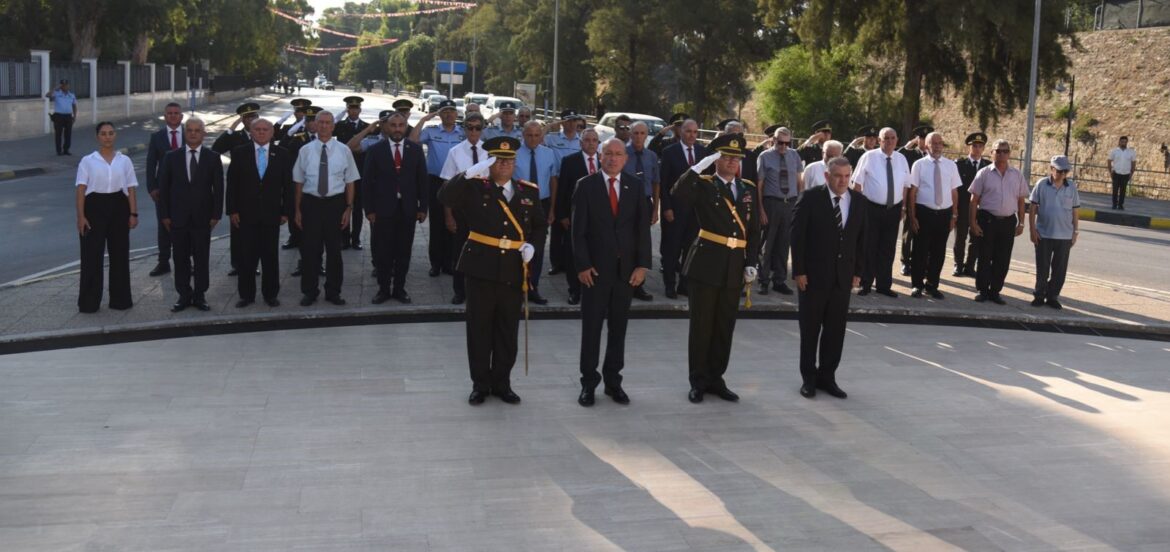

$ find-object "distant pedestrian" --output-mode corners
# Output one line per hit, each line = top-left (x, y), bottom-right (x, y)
(1107, 136), (1136, 210)
(1028, 156), (1080, 310)
(75, 122), (139, 313)
(46, 79), (77, 156)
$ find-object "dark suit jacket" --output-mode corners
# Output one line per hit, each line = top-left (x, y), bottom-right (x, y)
(672, 171), (761, 288)
(790, 186), (867, 292)
(361, 138), (428, 217)
(158, 146), (224, 227)
(226, 143), (294, 226)
(571, 171), (652, 282)
(555, 151), (594, 221)
(659, 141), (708, 213)
(439, 174), (547, 289)
(146, 126), (182, 193)
(212, 130), (251, 155)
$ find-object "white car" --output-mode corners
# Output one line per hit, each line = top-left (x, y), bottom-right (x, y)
(482, 95), (524, 118)
(593, 112), (667, 143)
(464, 93), (490, 107)
(418, 89), (441, 111)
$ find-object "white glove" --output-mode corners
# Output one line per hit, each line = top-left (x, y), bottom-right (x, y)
(690, 152), (721, 174)
(519, 242), (535, 263)
(274, 110), (294, 125)
(465, 157), (496, 179)
(743, 266), (758, 284)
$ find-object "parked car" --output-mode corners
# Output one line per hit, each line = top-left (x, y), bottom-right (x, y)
(464, 93), (490, 107)
(426, 94), (449, 113)
(454, 98), (467, 119)
(320, 81), (335, 91)
(418, 89), (441, 111)
(482, 95), (525, 118)
(593, 112), (667, 142)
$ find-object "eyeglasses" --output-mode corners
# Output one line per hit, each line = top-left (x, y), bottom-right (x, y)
(994, 149), (1011, 154)
(465, 126), (483, 131)
(1055, 169), (1069, 174)
(617, 125), (630, 131)
(776, 141), (790, 146)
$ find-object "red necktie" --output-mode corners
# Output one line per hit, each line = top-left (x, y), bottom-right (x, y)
(588, 156), (596, 175)
(687, 147), (694, 166)
(170, 130), (178, 150)
(393, 142), (402, 171)
(609, 177), (619, 216)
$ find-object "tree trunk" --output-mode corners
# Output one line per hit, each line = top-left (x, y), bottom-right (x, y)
(625, 34), (637, 108)
(900, 59), (923, 140)
(131, 33), (150, 64)
(66, 1), (105, 61)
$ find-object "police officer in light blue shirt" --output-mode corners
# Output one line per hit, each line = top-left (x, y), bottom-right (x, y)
(543, 109), (584, 159)
(484, 101), (523, 141)
(411, 99), (465, 275)
(45, 79), (78, 155)
(513, 120), (560, 304)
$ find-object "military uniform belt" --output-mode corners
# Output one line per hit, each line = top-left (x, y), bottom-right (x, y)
(698, 229), (746, 249)
(468, 231), (522, 250)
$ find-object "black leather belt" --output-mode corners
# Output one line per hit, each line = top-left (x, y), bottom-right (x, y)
(978, 210), (1015, 221)
(765, 196), (795, 204)
(867, 198), (903, 209)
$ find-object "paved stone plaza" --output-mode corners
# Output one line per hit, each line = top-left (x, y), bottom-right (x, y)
(2, 319), (1169, 550)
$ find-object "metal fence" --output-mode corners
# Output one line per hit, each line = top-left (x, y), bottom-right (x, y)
(95, 63), (123, 96)
(175, 67), (189, 91)
(0, 58), (41, 99)
(130, 64), (151, 94)
(49, 63), (90, 98)
(155, 64), (171, 91)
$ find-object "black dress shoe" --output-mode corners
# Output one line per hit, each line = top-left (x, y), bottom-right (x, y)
(900, 264), (911, 276)
(352, 242), (363, 250)
(325, 295), (346, 306)
(528, 290), (548, 305)
(952, 266), (963, 277)
(300, 295), (316, 306)
(372, 291), (391, 305)
(928, 288), (945, 300)
(990, 293), (1006, 305)
(548, 267), (563, 276)
(341, 242), (351, 250)
(911, 288), (924, 298)
(429, 266), (441, 277)
(495, 389), (521, 404)
(578, 389), (595, 407)
(170, 300), (189, 312)
(711, 388), (739, 402)
(392, 290), (412, 304)
(318, 266), (326, 276)
(264, 298), (280, 307)
(1047, 298), (1063, 310)
(228, 268), (239, 276)
(632, 288), (653, 301)
(451, 294), (466, 305)
(291, 261), (303, 276)
(665, 290), (678, 299)
(192, 298), (211, 311)
(858, 287), (871, 296)
(974, 292), (988, 302)
(688, 388), (704, 403)
(817, 383), (848, 399)
(567, 292), (580, 305)
(282, 241), (298, 250)
(962, 267), (977, 277)
(876, 289), (898, 298)
(235, 299), (254, 308)
(468, 390), (487, 405)
(604, 386), (630, 405)
(149, 262), (170, 276)
(1031, 296), (1045, 307)
(800, 385), (816, 398)
(774, 282), (794, 295)
(758, 284), (769, 295)
(676, 286), (688, 297)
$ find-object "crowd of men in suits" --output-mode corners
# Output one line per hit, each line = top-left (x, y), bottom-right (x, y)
(127, 95), (1079, 405)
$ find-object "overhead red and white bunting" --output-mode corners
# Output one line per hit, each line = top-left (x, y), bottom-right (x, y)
(285, 46), (330, 57)
(327, 5), (471, 18)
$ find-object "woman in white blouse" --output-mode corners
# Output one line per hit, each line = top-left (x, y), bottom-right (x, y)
(75, 121), (139, 312)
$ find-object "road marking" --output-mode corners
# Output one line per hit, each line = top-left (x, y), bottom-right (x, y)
(1085, 342), (1115, 352)
(0, 236), (228, 288)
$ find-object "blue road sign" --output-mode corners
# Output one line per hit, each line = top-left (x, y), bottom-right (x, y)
(435, 60), (468, 74)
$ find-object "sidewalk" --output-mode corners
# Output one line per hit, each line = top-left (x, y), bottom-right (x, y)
(2, 220), (1168, 354)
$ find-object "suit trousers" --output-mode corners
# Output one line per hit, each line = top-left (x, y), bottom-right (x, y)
(862, 201), (902, 291)
(797, 286), (851, 387)
(660, 205), (697, 292)
(78, 192), (131, 312)
(900, 214), (914, 266)
(1111, 172), (1131, 208)
(344, 179), (364, 246)
(758, 197), (794, 284)
(428, 176), (452, 271)
(451, 213), (468, 297)
(237, 222), (281, 301)
(910, 206), (952, 290)
(579, 264), (634, 389)
(51, 113), (73, 154)
(171, 222), (212, 302)
(974, 211), (1017, 295)
(953, 192), (979, 269)
(1034, 238), (1072, 301)
(151, 194), (172, 262)
(563, 226), (581, 297)
(300, 194), (346, 298)
(372, 206), (418, 293)
(550, 210), (568, 272)
(465, 276), (522, 393)
(687, 280), (741, 392)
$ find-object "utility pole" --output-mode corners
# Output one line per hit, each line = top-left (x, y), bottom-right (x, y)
(1022, 0), (1041, 180)
(552, 0), (559, 117)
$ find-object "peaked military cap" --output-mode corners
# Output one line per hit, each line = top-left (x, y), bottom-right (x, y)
(559, 109), (583, 120)
(716, 119), (740, 131)
(291, 98), (312, 112)
(497, 101), (518, 112)
(378, 109), (394, 120)
(236, 102), (261, 117)
(484, 136), (521, 159)
(668, 112), (689, 125)
(965, 131), (988, 145)
(708, 133), (747, 158)
(392, 98), (414, 111)
(343, 96), (364, 108)
(763, 124), (782, 136)
(912, 124), (934, 139)
(856, 125), (879, 138)
(436, 99), (457, 112)
(303, 105), (323, 119)
(811, 119), (832, 133)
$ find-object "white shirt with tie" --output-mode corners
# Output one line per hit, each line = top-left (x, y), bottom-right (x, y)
(831, 188), (851, 227)
(582, 151), (600, 176)
(440, 139), (489, 180)
(165, 126), (182, 150)
(603, 171), (621, 200)
(909, 155), (962, 209)
(185, 147), (202, 182)
(852, 148), (911, 205)
(292, 137), (360, 197)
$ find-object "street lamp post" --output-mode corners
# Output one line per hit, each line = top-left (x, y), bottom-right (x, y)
(1022, 0), (1041, 180)
(551, 0), (559, 117)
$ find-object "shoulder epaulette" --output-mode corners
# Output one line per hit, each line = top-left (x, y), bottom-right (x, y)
(699, 175), (714, 181)
(518, 179), (539, 189)
(740, 178), (756, 187)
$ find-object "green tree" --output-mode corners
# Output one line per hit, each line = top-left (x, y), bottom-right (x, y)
(585, 0), (672, 114)
(340, 32), (391, 85)
(389, 33), (435, 88)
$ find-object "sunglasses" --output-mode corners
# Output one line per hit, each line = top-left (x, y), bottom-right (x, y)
(465, 126), (483, 131)
(994, 149), (1011, 154)
(617, 125), (630, 131)
(1055, 169), (1069, 174)
(776, 141), (790, 146)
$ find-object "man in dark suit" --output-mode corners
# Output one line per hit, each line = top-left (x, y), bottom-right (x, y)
(158, 118), (224, 312)
(556, 130), (602, 305)
(659, 119), (708, 298)
(212, 103), (261, 277)
(439, 136), (547, 406)
(672, 134), (760, 403)
(953, 132), (990, 277)
(145, 102), (184, 276)
(791, 156), (867, 399)
(363, 112), (428, 304)
(572, 138), (652, 407)
(226, 118), (293, 308)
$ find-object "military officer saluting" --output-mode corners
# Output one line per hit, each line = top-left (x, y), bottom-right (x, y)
(649, 112), (688, 155)
(281, 106), (323, 275)
(391, 99), (416, 138)
(797, 119), (832, 164)
(275, 98), (312, 143)
(484, 101), (523, 140)
(212, 102), (262, 276)
(671, 133), (761, 404)
(953, 131), (990, 277)
(543, 109), (585, 158)
(439, 136), (548, 406)
(333, 96), (370, 250)
(844, 125), (879, 169)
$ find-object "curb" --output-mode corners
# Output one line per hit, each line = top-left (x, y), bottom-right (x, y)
(0, 168), (47, 181)
(2, 302), (1168, 356)
(1079, 208), (1170, 230)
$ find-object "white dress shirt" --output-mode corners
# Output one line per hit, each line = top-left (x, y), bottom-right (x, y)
(76, 151), (138, 195)
(803, 160), (827, 188)
(602, 171), (621, 201)
(852, 148), (911, 204)
(831, 188), (851, 227)
(583, 152), (600, 175)
(909, 155), (962, 209)
(440, 139), (490, 180)
(292, 137), (360, 197)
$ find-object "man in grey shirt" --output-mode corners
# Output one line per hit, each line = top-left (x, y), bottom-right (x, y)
(1028, 155), (1080, 310)
(756, 126), (804, 295)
